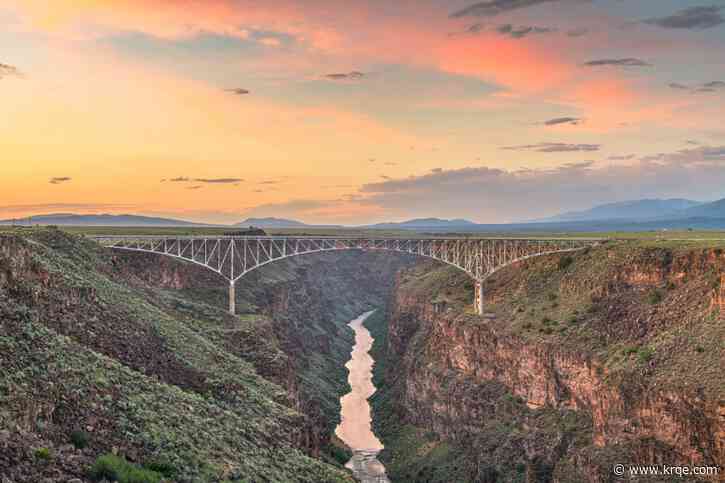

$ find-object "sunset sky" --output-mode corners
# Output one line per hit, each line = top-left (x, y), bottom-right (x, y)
(2, 0), (725, 224)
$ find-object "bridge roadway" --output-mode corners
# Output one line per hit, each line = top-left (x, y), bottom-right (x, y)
(90, 235), (601, 315)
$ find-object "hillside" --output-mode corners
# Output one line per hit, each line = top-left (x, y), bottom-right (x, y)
(369, 242), (725, 482)
(0, 227), (411, 482)
(236, 217), (310, 228)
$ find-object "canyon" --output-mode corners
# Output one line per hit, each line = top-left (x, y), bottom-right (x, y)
(1, 229), (724, 482)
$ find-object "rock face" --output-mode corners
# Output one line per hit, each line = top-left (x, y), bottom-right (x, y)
(0, 228), (412, 482)
(373, 245), (725, 482)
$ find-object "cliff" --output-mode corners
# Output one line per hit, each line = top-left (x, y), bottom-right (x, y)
(0, 228), (410, 482)
(371, 243), (725, 482)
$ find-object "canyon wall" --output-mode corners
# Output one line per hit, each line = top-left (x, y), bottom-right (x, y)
(0, 228), (411, 482)
(372, 244), (725, 482)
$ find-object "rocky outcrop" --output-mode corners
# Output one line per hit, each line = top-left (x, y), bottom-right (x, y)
(376, 246), (725, 482)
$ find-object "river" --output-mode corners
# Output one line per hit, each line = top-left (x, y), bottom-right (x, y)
(335, 311), (389, 483)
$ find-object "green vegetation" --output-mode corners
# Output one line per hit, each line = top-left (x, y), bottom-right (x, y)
(89, 454), (163, 483)
(0, 228), (370, 482)
(70, 430), (90, 449)
(34, 448), (52, 461)
(647, 289), (663, 305)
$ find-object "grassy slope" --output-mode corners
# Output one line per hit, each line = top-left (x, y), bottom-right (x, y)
(483, 243), (725, 400)
(0, 228), (355, 482)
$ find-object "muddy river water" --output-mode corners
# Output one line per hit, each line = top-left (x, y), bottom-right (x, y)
(335, 311), (389, 483)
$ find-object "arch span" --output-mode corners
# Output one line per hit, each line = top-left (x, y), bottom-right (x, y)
(91, 236), (599, 315)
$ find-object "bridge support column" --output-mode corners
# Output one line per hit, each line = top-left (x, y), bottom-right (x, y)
(229, 281), (236, 315)
(474, 279), (484, 316)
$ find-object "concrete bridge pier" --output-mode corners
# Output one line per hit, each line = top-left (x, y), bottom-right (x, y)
(474, 279), (484, 316)
(229, 280), (236, 315)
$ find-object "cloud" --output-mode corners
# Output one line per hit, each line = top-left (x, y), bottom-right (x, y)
(226, 88), (250, 95)
(194, 178), (244, 184)
(355, 146), (725, 222)
(584, 58), (650, 67)
(49, 177), (72, 185)
(501, 142), (600, 152)
(0, 63), (23, 79)
(669, 82), (690, 90)
(607, 154), (636, 161)
(450, 0), (560, 18)
(186, 185), (203, 190)
(667, 81), (725, 93)
(566, 28), (588, 37)
(165, 177), (243, 184)
(495, 24), (556, 38)
(704, 81), (725, 89)
(644, 6), (724, 30)
(324, 71), (366, 81)
(543, 117), (583, 126)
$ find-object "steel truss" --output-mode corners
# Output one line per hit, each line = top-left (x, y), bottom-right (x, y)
(90, 236), (599, 314)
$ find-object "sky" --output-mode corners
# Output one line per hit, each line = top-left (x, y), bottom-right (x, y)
(1, 0), (725, 225)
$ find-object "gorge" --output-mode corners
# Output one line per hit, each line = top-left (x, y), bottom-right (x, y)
(1, 228), (723, 482)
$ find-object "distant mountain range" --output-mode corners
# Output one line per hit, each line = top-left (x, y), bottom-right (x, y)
(6, 198), (725, 232)
(543, 199), (703, 222)
(236, 217), (342, 228)
(0, 213), (207, 227)
(364, 218), (476, 230)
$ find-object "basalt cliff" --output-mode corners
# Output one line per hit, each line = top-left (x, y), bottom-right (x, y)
(0, 228), (410, 482)
(370, 244), (724, 482)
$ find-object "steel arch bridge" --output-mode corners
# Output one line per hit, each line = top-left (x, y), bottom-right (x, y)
(90, 236), (600, 315)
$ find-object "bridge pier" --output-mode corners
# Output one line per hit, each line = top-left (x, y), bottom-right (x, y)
(474, 279), (484, 316)
(229, 281), (236, 315)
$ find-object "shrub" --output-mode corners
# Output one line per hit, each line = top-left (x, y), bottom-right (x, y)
(695, 346), (705, 353)
(326, 445), (352, 466)
(34, 447), (52, 461)
(637, 347), (655, 363)
(567, 315), (579, 325)
(647, 290), (663, 305)
(143, 459), (177, 479)
(623, 345), (638, 356)
(558, 256), (574, 270)
(70, 430), (89, 450)
(546, 292), (558, 301)
(89, 454), (163, 483)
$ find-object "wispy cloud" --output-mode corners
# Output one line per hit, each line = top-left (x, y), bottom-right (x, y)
(324, 71), (366, 81)
(566, 28), (588, 37)
(450, 0), (560, 18)
(0, 63), (23, 79)
(194, 178), (244, 184)
(543, 117), (583, 126)
(49, 177), (72, 185)
(584, 58), (650, 67)
(164, 177), (243, 184)
(495, 23), (556, 38)
(502, 142), (600, 152)
(667, 80), (725, 93)
(226, 88), (250, 95)
(644, 6), (724, 30)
